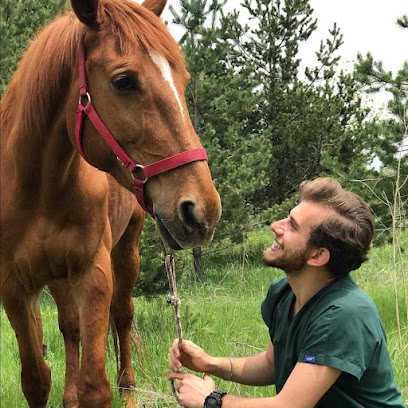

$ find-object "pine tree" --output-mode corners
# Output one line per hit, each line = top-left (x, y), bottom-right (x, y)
(164, 0), (386, 273)
(170, 0), (271, 273)
(354, 16), (408, 236)
(219, 0), (378, 210)
(1, 0), (67, 95)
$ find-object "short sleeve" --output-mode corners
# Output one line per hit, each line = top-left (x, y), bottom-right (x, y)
(298, 305), (379, 380)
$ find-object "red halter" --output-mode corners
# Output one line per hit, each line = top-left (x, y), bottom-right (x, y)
(74, 44), (208, 216)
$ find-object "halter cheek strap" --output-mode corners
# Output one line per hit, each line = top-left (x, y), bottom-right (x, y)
(74, 44), (208, 216)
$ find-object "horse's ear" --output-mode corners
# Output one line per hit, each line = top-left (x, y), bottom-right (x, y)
(141, 0), (167, 16)
(71, 0), (99, 28)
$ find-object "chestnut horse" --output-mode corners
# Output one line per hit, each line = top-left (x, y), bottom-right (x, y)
(0, 0), (221, 407)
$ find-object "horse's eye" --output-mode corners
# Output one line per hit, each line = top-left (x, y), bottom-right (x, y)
(112, 73), (137, 91)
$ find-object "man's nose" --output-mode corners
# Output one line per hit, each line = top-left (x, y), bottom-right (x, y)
(271, 219), (285, 235)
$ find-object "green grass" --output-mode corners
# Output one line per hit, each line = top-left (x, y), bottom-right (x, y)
(1, 229), (407, 407)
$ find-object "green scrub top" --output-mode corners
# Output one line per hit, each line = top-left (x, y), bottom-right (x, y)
(261, 275), (404, 407)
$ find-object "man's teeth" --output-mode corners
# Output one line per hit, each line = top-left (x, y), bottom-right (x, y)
(272, 240), (282, 250)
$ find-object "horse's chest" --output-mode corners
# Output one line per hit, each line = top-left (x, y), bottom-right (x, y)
(3, 215), (108, 290)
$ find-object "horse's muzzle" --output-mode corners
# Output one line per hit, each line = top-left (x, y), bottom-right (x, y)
(154, 198), (217, 250)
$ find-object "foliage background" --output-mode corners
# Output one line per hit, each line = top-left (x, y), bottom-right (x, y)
(1, 0), (407, 405)
(1, 0), (406, 281)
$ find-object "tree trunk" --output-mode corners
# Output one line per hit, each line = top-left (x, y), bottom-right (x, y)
(193, 247), (204, 281)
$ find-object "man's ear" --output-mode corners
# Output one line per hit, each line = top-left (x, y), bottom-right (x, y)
(307, 247), (330, 268)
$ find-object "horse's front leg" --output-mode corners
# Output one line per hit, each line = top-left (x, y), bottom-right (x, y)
(72, 244), (114, 408)
(1, 268), (51, 408)
(111, 208), (144, 408)
(48, 279), (80, 408)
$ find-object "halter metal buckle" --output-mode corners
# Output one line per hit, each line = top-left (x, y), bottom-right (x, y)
(129, 163), (148, 184)
(78, 92), (91, 106)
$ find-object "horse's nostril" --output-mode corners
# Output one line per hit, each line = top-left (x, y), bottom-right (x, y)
(179, 201), (200, 232)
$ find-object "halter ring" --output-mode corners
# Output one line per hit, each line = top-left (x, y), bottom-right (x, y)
(131, 163), (148, 184)
(78, 92), (91, 106)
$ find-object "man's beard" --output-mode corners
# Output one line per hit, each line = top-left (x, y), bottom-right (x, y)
(262, 246), (310, 275)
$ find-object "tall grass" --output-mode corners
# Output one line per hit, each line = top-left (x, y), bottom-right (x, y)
(1, 229), (407, 407)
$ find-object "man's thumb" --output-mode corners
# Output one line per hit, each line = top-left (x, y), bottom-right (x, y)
(181, 339), (194, 353)
(203, 372), (212, 381)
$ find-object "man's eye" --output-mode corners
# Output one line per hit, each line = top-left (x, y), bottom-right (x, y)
(289, 218), (297, 230)
(112, 73), (137, 90)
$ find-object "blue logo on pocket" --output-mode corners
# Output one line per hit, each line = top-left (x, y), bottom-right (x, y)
(304, 355), (317, 363)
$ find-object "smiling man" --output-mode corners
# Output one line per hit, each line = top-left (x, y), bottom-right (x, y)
(168, 178), (404, 408)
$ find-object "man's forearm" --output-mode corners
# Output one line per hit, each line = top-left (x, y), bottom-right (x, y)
(208, 351), (275, 386)
(222, 395), (279, 408)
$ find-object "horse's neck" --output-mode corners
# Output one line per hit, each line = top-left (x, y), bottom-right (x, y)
(1, 14), (87, 205)
(5, 109), (83, 204)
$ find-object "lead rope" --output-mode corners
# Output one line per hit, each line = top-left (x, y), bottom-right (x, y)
(165, 253), (183, 400)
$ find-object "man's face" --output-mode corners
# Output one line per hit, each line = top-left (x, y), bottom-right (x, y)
(262, 201), (331, 274)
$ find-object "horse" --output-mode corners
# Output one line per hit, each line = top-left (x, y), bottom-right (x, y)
(0, 0), (221, 406)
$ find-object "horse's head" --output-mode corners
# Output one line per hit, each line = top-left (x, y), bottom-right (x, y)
(67, 0), (221, 249)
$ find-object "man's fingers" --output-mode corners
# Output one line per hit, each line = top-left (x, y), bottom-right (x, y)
(168, 339), (183, 371)
(171, 339), (181, 357)
(168, 371), (187, 381)
(168, 351), (181, 371)
(203, 372), (212, 381)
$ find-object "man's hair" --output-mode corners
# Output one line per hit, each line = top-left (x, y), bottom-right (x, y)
(299, 178), (374, 278)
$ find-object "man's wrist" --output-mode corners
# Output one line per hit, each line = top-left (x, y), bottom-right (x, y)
(209, 356), (232, 380)
(204, 390), (227, 408)
(207, 356), (222, 374)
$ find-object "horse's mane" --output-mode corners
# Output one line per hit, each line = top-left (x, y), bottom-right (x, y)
(1, 12), (83, 143)
(98, 0), (184, 67)
(1, 0), (185, 145)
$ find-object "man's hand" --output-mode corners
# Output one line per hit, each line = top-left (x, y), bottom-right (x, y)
(168, 339), (213, 373)
(168, 371), (215, 408)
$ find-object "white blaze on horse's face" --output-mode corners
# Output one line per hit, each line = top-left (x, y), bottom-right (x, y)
(148, 50), (185, 119)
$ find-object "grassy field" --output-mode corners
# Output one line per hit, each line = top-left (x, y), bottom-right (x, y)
(1, 229), (407, 407)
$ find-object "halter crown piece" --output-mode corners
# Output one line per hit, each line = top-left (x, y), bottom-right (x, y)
(74, 43), (208, 216)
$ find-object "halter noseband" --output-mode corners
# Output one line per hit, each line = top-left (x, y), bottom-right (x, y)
(74, 44), (208, 216)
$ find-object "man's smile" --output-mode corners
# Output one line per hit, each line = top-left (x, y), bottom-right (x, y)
(271, 239), (282, 251)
